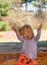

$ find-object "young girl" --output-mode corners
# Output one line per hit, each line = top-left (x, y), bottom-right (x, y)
(9, 22), (42, 65)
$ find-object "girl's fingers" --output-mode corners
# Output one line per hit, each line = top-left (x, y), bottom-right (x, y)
(37, 23), (43, 30)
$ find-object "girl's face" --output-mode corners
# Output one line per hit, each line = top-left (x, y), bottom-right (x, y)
(20, 27), (34, 40)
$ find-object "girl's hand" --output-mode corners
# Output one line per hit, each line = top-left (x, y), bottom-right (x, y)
(9, 22), (16, 30)
(37, 22), (43, 30)
(8, 21), (20, 36)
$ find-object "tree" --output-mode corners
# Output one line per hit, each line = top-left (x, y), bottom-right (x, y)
(35, 0), (45, 20)
(0, 0), (12, 20)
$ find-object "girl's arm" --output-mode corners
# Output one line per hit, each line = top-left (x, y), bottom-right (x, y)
(34, 23), (43, 41)
(9, 22), (24, 41)
(21, 43), (26, 54)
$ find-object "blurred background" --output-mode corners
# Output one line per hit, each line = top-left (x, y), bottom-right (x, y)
(0, 0), (47, 65)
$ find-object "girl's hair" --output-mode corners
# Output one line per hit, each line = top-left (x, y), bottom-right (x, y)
(19, 25), (34, 38)
(19, 25), (30, 33)
(19, 25), (31, 31)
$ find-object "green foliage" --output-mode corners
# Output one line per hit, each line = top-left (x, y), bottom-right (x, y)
(42, 25), (47, 29)
(0, 21), (10, 31)
(0, 0), (12, 17)
(33, 3), (39, 7)
(31, 1), (39, 7)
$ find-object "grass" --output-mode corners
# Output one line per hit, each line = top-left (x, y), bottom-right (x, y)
(42, 25), (47, 29)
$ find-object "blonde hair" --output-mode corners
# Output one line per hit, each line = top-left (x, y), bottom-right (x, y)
(19, 25), (34, 39)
